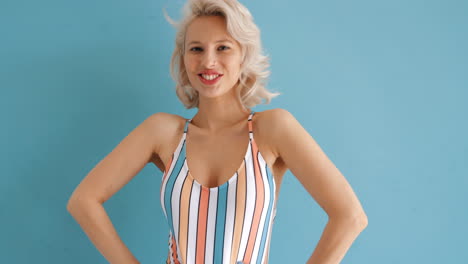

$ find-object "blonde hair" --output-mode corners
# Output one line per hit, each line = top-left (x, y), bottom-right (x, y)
(164, 0), (281, 109)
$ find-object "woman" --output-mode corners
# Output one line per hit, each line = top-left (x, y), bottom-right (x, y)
(67, 0), (368, 263)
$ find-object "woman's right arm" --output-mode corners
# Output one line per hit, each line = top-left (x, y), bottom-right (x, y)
(66, 112), (167, 264)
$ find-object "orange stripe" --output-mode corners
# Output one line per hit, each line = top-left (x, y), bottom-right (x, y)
(179, 174), (192, 264)
(196, 187), (210, 264)
(243, 140), (265, 263)
(171, 233), (181, 264)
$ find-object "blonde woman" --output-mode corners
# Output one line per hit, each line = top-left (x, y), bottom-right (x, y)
(67, 0), (368, 263)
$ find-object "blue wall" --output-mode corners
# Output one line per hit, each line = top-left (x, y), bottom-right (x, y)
(1, 0), (467, 263)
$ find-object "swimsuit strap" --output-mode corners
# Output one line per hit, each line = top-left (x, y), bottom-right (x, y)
(184, 117), (191, 133)
(248, 110), (255, 140)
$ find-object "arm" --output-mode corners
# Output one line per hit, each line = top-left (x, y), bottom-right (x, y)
(272, 109), (368, 264)
(66, 112), (167, 264)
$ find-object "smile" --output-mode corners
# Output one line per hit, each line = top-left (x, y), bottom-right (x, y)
(198, 74), (223, 85)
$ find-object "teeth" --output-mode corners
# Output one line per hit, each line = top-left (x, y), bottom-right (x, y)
(201, 74), (220, 80)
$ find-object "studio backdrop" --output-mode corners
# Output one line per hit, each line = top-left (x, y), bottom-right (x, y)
(1, 0), (467, 263)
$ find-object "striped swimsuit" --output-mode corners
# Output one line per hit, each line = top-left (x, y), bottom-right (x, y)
(160, 111), (277, 264)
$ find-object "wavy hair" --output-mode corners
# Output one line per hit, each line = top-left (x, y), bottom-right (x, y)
(164, 0), (281, 109)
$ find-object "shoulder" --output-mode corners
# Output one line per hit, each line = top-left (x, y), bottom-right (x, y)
(145, 112), (186, 127)
(142, 112), (187, 153)
(254, 108), (296, 132)
(263, 108), (317, 164)
(255, 107), (293, 119)
(141, 112), (180, 134)
(254, 108), (297, 155)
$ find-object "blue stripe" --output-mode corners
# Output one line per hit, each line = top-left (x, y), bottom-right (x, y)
(256, 164), (274, 264)
(214, 184), (228, 263)
(164, 139), (187, 236)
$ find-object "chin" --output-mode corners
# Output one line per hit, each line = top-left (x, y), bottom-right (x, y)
(198, 86), (231, 98)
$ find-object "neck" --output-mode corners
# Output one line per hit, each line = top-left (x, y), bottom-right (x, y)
(191, 89), (251, 133)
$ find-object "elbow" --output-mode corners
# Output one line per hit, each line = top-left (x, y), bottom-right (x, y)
(66, 199), (77, 213)
(353, 211), (368, 230)
(347, 211), (368, 230)
(66, 194), (98, 214)
(66, 196), (80, 214)
(330, 212), (368, 230)
(357, 214), (368, 229)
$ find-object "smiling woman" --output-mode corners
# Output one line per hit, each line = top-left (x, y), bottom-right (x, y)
(67, 0), (367, 263)
(184, 16), (244, 98)
(164, 0), (280, 110)
(184, 19), (235, 86)
(159, 1), (283, 263)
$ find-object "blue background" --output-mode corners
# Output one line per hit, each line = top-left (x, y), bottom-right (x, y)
(1, 0), (467, 263)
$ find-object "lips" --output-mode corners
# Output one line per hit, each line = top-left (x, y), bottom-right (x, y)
(198, 73), (222, 85)
(199, 70), (222, 75)
(198, 73), (222, 80)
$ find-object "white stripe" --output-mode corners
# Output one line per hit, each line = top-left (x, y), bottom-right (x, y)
(171, 159), (189, 262)
(237, 142), (255, 259)
(187, 182), (201, 263)
(205, 188), (218, 264)
(223, 176), (238, 263)
(251, 155), (270, 263)
(261, 199), (275, 264)
(160, 134), (185, 218)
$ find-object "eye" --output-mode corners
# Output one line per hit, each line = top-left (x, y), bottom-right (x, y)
(189, 47), (202, 52)
(218, 45), (230, 51)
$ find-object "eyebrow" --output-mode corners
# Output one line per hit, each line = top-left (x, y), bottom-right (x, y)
(187, 39), (234, 46)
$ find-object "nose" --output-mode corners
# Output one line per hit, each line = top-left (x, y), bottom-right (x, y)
(201, 49), (217, 68)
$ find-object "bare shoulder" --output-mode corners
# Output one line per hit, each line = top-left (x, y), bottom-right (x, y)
(255, 108), (293, 124)
(254, 108), (295, 156)
(66, 112), (187, 205)
(145, 112), (186, 155)
(146, 112), (184, 134)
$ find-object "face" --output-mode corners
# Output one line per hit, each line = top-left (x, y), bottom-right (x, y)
(183, 15), (243, 99)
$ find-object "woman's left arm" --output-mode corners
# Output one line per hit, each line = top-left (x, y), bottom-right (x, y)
(272, 109), (368, 264)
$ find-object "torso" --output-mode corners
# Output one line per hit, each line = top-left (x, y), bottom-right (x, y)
(150, 109), (287, 202)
